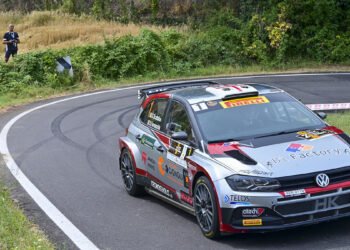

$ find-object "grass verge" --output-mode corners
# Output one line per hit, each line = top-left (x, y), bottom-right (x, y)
(0, 184), (54, 249)
(326, 112), (350, 134)
(0, 11), (170, 52)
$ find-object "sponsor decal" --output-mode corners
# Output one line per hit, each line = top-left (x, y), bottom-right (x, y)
(266, 148), (350, 167)
(158, 156), (166, 176)
(191, 103), (208, 112)
(224, 195), (250, 205)
(239, 169), (273, 177)
(151, 180), (173, 199)
(183, 169), (190, 188)
(148, 112), (162, 122)
(165, 163), (184, 184)
(220, 96), (269, 109)
(187, 162), (196, 181)
(297, 129), (334, 140)
(140, 134), (156, 149)
(147, 120), (160, 130)
(147, 157), (156, 170)
(286, 143), (313, 153)
(315, 196), (338, 210)
(242, 219), (262, 226)
(242, 208), (265, 218)
(284, 189), (306, 197)
(180, 191), (193, 206)
(142, 152), (147, 165)
(167, 153), (187, 168)
(158, 157), (186, 187)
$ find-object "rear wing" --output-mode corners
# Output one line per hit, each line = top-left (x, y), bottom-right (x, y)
(137, 80), (219, 100)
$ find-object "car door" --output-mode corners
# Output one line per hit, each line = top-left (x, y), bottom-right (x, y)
(138, 98), (169, 181)
(162, 100), (196, 206)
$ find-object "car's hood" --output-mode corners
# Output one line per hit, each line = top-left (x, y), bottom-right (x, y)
(208, 129), (350, 178)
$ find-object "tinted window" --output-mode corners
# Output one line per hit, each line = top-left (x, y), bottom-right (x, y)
(166, 101), (195, 143)
(195, 93), (324, 142)
(140, 99), (168, 130)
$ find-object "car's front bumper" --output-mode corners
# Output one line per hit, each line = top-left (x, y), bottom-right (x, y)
(215, 178), (350, 233)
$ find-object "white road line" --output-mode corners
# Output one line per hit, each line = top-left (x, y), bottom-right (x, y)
(0, 72), (349, 249)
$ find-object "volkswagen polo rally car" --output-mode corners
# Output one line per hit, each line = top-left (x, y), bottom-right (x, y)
(118, 81), (350, 238)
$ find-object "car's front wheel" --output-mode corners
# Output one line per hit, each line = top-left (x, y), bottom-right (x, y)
(120, 148), (144, 196)
(194, 176), (220, 239)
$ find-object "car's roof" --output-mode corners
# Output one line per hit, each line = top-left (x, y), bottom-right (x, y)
(168, 83), (283, 104)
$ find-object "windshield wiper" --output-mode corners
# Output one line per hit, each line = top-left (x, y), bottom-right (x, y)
(253, 129), (301, 139)
(208, 138), (242, 144)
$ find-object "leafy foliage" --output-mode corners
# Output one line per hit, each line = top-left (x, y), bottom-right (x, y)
(0, 0), (348, 95)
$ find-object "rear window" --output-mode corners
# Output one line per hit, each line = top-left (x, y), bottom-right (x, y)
(140, 99), (168, 130)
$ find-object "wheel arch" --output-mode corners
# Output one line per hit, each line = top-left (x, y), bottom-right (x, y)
(190, 163), (225, 233)
(119, 137), (147, 176)
(191, 171), (206, 194)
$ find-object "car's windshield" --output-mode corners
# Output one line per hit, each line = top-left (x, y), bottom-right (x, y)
(194, 92), (325, 142)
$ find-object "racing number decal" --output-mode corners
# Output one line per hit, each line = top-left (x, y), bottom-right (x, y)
(167, 140), (194, 168)
(168, 140), (193, 160)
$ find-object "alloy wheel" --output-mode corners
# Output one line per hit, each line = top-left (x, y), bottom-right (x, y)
(121, 152), (134, 191)
(194, 183), (214, 232)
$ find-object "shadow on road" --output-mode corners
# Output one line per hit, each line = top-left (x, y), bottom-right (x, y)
(143, 193), (350, 249)
(219, 218), (350, 249)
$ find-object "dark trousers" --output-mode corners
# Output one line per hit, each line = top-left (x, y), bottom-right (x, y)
(5, 49), (17, 62)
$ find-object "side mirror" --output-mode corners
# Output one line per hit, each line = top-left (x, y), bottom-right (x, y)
(316, 112), (327, 120)
(171, 131), (188, 141)
(166, 122), (176, 132)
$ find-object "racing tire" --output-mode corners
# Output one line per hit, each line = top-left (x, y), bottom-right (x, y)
(120, 148), (145, 196)
(194, 176), (220, 239)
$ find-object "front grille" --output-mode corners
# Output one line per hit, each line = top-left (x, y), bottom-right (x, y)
(274, 189), (350, 219)
(277, 166), (350, 191)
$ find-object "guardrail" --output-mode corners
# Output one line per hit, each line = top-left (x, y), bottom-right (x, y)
(307, 103), (350, 111)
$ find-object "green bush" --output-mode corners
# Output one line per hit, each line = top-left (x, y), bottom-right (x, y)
(0, 4), (349, 97)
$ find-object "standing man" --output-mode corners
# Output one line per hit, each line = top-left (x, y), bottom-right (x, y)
(3, 24), (20, 63)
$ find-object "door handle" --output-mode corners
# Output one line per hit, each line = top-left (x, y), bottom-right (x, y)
(156, 145), (165, 153)
(136, 134), (142, 141)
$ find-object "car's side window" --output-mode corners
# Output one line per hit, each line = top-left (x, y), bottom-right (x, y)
(140, 99), (168, 130)
(166, 101), (195, 144)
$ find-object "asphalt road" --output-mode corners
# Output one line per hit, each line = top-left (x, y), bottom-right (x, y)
(2, 73), (350, 250)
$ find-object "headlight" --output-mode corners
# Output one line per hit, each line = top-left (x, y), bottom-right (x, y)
(226, 174), (281, 192)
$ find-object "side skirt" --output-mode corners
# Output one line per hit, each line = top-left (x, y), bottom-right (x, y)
(145, 187), (195, 216)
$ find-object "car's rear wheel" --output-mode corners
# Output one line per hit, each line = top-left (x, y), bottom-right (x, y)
(120, 149), (144, 196)
(194, 176), (220, 239)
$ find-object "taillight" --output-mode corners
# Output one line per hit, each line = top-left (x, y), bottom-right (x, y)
(125, 128), (128, 135)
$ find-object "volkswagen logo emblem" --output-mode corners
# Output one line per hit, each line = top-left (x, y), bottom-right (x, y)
(315, 173), (330, 188)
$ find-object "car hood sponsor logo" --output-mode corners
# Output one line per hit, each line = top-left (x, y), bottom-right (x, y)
(286, 143), (313, 152)
(214, 135), (350, 178)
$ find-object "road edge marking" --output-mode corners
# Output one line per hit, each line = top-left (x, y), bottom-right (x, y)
(0, 72), (349, 249)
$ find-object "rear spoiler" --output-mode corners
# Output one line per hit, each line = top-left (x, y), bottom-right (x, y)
(138, 80), (219, 100)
